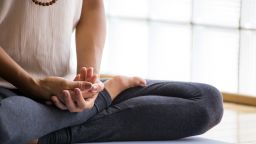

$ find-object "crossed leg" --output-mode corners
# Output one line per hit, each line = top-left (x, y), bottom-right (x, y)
(39, 80), (223, 144)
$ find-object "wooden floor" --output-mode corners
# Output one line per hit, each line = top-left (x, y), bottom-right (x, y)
(200, 103), (256, 144)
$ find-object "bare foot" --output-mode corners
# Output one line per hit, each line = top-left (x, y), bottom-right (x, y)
(27, 77), (144, 144)
(104, 75), (146, 100)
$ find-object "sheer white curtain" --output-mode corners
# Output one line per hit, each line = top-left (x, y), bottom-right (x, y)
(239, 0), (256, 96)
(100, 0), (256, 96)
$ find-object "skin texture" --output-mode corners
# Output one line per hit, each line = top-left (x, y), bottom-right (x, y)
(76, 0), (106, 74)
(52, 67), (103, 112)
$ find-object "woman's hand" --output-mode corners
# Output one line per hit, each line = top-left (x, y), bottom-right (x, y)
(50, 67), (104, 112)
(75, 67), (104, 95)
(33, 76), (92, 100)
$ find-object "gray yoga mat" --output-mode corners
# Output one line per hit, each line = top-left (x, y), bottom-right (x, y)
(77, 137), (232, 144)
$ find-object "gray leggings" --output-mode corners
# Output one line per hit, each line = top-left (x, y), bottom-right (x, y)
(0, 80), (223, 144)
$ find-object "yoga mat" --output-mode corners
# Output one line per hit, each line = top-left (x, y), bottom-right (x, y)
(77, 137), (232, 144)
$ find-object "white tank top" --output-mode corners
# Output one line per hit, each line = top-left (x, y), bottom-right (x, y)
(0, 0), (83, 88)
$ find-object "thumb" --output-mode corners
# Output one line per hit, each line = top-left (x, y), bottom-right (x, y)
(90, 82), (104, 93)
(67, 81), (92, 90)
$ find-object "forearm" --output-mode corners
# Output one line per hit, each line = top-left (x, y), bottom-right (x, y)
(0, 46), (37, 92)
(76, 0), (106, 74)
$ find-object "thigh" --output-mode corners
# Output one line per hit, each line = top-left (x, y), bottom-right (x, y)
(0, 87), (18, 101)
(112, 80), (219, 106)
(0, 88), (111, 144)
(113, 80), (223, 125)
(38, 80), (223, 143)
(70, 94), (220, 143)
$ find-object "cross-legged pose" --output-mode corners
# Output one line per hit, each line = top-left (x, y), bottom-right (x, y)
(0, 0), (223, 144)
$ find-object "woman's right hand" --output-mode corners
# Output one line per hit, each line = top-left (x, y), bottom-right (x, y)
(49, 67), (104, 112)
(32, 76), (93, 100)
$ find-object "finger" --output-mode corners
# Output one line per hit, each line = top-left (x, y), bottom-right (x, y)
(63, 90), (77, 112)
(90, 84), (100, 93)
(138, 77), (147, 87)
(87, 67), (93, 79)
(80, 67), (87, 81)
(56, 92), (65, 103)
(91, 74), (98, 83)
(94, 74), (103, 89)
(99, 83), (104, 92)
(90, 82), (104, 93)
(51, 96), (68, 110)
(81, 90), (97, 99)
(97, 81), (105, 91)
(87, 74), (98, 92)
(140, 80), (147, 87)
(84, 94), (98, 108)
(84, 94), (97, 103)
(74, 74), (81, 81)
(68, 90), (76, 97)
(67, 81), (92, 91)
(74, 88), (88, 109)
(78, 89), (96, 98)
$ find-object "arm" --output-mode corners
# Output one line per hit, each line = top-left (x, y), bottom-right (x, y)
(0, 46), (37, 94)
(0, 46), (91, 100)
(76, 0), (106, 74)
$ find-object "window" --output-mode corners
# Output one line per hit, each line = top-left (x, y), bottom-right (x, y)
(101, 0), (256, 96)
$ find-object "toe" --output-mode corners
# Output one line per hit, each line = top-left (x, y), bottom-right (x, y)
(133, 76), (147, 87)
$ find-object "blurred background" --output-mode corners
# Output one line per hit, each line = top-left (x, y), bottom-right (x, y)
(97, 0), (256, 99)
(71, 1), (256, 143)
(70, 0), (256, 102)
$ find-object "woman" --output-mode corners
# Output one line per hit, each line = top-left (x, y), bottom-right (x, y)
(0, 0), (223, 144)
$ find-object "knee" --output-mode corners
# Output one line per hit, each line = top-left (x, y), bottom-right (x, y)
(0, 107), (13, 144)
(194, 83), (224, 133)
(0, 96), (32, 144)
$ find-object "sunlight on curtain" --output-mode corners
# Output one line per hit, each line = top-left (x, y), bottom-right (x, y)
(193, 0), (241, 28)
(149, 0), (192, 22)
(191, 26), (239, 92)
(241, 0), (256, 29)
(239, 30), (256, 95)
(100, 0), (256, 95)
(107, 0), (148, 18)
(102, 18), (148, 77)
(238, 0), (256, 96)
(148, 22), (191, 81)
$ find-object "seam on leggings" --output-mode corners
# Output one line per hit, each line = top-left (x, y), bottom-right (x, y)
(84, 100), (197, 124)
(146, 82), (203, 102)
(101, 89), (112, 106)
(94, 89), (112, 112)
(183, 82), (203, 101)
(89, 96), (194, 122)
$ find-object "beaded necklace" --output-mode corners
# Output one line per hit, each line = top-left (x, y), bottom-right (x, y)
(32, 0), (58, 6)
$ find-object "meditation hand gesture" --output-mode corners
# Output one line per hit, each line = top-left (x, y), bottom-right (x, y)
(50, 67), (104, 112)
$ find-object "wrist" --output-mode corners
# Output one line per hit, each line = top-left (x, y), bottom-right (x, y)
(22, 76), (41, 97)
(29, 77), (51, 100)
(22, 76), (48, 100)
(27, 77), (40, 93)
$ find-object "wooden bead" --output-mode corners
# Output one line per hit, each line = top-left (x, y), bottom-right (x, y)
(32, 0), (58, 6)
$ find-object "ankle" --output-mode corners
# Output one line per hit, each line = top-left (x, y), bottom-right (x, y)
(103, 76), (146, 100)
(104, 79), (119, 100)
